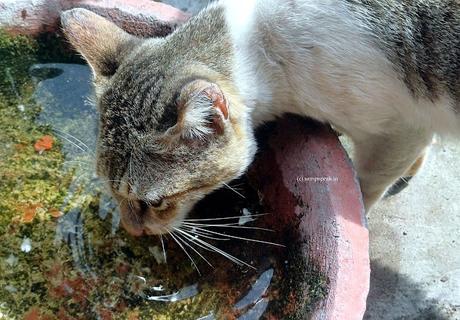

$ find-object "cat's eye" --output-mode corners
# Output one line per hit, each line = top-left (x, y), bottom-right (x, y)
(151, 198), (168, 211)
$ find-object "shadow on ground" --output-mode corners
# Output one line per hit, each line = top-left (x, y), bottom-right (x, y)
(364, 261), (454, 320)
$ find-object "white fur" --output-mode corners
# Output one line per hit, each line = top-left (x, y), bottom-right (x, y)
(181, 95), (214, 140)
(222, 0), (459, 210)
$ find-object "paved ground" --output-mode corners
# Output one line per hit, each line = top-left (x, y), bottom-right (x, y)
(364, 140), (460, 320)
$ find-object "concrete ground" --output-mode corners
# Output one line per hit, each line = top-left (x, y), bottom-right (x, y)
(363, 140), (460, 320)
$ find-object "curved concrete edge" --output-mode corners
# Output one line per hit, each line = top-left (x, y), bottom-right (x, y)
(0, 0), (189, 37)
(251, 116), (370, 320)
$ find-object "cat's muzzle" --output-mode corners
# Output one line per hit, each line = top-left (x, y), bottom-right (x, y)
(119, 199), (174, 236)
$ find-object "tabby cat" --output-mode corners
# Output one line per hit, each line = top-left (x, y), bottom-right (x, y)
(61, 0), (460, 236)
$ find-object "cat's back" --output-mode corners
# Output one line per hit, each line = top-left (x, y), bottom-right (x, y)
(345, 0), (460, 105)
(226, 0), (460, 102)
(223, 0), (460, 133)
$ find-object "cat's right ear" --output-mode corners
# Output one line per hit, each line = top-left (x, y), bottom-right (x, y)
(61, 8), (139, 78)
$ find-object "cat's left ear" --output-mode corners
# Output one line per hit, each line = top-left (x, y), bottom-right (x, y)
(61, 8), (139, 78)
(167, 80), (230, 140)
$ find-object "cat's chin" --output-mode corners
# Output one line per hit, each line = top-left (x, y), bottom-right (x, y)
(120, 213), (170, 236)
(120, 220), (145, 237)
(120, 217), (169, 236)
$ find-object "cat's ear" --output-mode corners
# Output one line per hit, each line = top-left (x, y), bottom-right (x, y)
(168, 80), (230, 140)
(61, 8), (139, 78)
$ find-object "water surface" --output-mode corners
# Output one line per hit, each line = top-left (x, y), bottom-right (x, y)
(0, 33), (326, 320)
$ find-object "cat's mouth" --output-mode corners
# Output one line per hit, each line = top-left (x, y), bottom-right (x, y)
(118, 199), (177, 236)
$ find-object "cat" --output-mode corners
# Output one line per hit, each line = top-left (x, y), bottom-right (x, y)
(61, 0), (460, 236)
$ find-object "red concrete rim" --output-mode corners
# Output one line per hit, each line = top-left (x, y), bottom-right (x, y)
(251, 116), (370, 319)
(0, 0), (189, 37)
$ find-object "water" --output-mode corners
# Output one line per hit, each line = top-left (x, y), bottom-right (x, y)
(0, 34), (325, 319)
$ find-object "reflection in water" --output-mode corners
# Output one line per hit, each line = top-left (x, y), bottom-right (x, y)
(235, 268), (274, 310)
(238, 299), (269, 320)
(27, 63), (282, 319)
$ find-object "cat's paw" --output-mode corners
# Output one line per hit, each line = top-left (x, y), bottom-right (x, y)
(384, 176), (412, 198)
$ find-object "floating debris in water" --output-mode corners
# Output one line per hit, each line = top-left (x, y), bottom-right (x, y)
(238, 298), (269, 320)
(235, 269), (273, 311)
(4, 285), (17, 293)
(48, 208), (63, 218)
(149, 246), (167, 265)
(239, 208), (256, 225)
(20, 237), (32, 253)
(34, 135), (54, 153)
(21, 203), (41, 223)
(17, 104), (25, 112)
(5, 254), (18, 267)
(147, 284), (199, 302)
(152, 285), (165, 292)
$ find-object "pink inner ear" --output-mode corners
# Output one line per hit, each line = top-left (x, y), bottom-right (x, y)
(203, 86), (229, 120)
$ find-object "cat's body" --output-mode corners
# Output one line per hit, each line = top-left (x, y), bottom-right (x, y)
(223, 0), (460, 208)
(228, 0), (460, 129)
(61, 0), (459, 235)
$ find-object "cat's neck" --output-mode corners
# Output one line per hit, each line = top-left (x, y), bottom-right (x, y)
(179, 1), (295, 127)
(222, 0), (302, 126)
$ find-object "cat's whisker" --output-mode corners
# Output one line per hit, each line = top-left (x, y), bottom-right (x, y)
(181, 225), (284, 247)
(174, 227), (255, 269)
(127, 199), (143, 226)
(184, 213), (271, 222)
(62, 162), (94, 176)
(223, 183), (246, 199)
(97, 179), (136, 193)
(128, 155), (137, 194)
(168, 231), (201, 275)
(400, 176), (411, 184)
(183, 222), (274, 232)
(52, 128), (94, 154)
(63, 160), (93, 167)
(172, 231), (214, 269)
(174, 228), (224, 254)
(69, 170), (93, 186)
(53, 131), (94, 157)
(119, 198), (128, 208)
(179, 226), (230, 241)
(175, 228), (236, 258)
(227, 182), (245, 188)
(159, 234), (167, 264)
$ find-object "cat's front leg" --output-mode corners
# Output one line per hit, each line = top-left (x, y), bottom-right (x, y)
(353, 129), (433, 211)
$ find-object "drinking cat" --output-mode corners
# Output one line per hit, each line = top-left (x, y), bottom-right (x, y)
(61, 0), (460, 236)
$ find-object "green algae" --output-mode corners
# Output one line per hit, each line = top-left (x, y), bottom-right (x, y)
(0, 31), (70, 319)
(0, 31), (224, 320)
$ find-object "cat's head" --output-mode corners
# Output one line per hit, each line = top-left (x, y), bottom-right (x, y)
(61, 9), (256, 236)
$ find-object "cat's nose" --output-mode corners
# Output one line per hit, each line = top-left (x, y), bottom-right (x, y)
(132, 200), (150, 217)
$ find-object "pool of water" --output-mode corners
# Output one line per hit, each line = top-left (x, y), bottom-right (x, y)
(0, 32), (326, 320)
